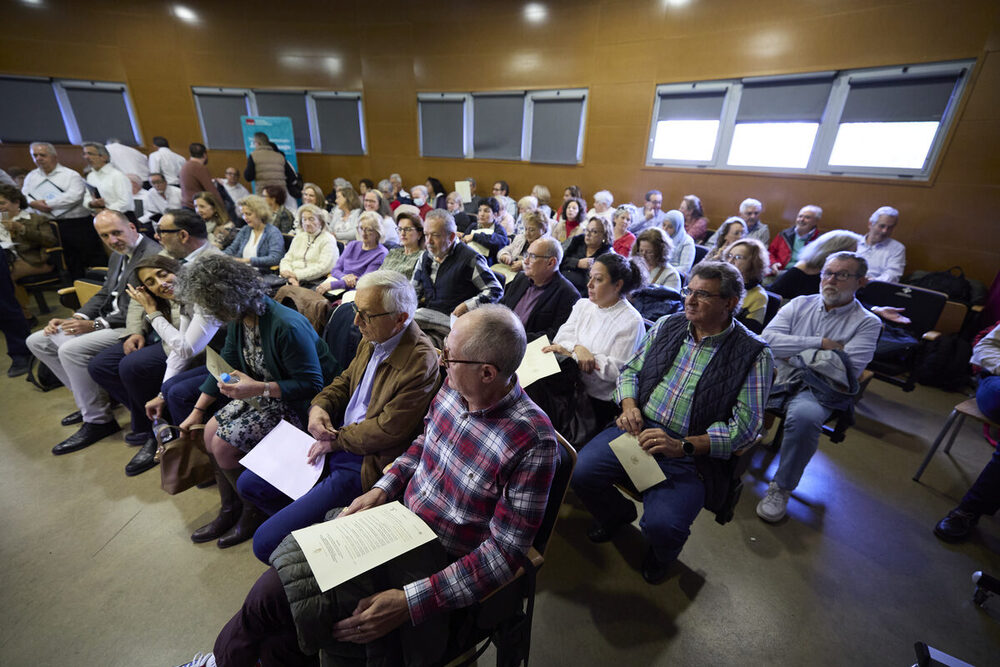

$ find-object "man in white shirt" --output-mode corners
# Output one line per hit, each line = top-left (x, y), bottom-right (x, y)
(706, 198), (770, 246)
(147, 137), (187, 187)
(82, 142), (134, 215)
(629, 189), (666, 234)
(857, 206), (906, 283)
(139, 173), (182, 224)
(21, 141), (103, 277)
(218, 167), (250, 205)
(105, 138), (150, 184)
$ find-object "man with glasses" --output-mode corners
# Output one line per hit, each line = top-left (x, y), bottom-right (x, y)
(572, 262), (773, 584)
(757, 251), (882, 523)
(500, 236), (579, 342)
(217, 167), (250, 206)
(233, 270), (440, 564)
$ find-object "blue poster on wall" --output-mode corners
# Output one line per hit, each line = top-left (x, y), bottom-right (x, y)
(240, 115), (299, 174)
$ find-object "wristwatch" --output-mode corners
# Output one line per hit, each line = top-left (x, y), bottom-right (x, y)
(681, 439), (696, 456)
(92, 319), (105, 331)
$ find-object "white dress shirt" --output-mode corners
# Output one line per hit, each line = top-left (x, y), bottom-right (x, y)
(21, 164), (90, 220)
(139, 185), (182, 222)
(857, 236), (906, 283)
(106, 142), (150, 181)
(147, 146), (188, 186)
(84, 163), (134, 213)
(221, 181), (250, 206)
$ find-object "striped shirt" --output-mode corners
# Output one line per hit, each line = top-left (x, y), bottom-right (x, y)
(375, 379), (557, 625)
(613, 319), (773, 458)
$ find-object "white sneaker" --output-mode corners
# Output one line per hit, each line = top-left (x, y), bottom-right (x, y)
(173, 653), (215, 667)
(756, 482), (790, 523)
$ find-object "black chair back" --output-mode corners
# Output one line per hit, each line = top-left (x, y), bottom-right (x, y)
(857, 281), (947, 336)
(763, 290), (782, 328)
(693, 244), (710, 265)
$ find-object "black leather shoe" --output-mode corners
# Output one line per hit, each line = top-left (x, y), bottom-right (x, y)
(641, 547), (672, 585)
(61, 410), (83, 426)
(934, 509), (978, 543)
(52, 420), (122, 455)
(124, 431), (151, 446)
(218, 506), (267, 549)
(7, 356), (30, 378)
(125, 438), (159, 476)
(586, 505), (639, 543)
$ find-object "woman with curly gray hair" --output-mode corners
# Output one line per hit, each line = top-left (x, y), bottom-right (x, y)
(176, 255), (339, 548)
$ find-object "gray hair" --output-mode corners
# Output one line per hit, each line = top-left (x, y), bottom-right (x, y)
(357, 210), (385, 243)
(82, 141), (110, 159)
(389, 173), (402, 183)
(174, 254), (268, 322)
(690, 261), (745, 313)
(799, 230), (862, 271)
(377, 179), (392, 193)
(824, 251), (869, 278)
(800, 204), (823, 219)
(517, 195), (538, 210)
(29, 142), (57, 156)
(296, 203), (328, 227)
(410, 184), (428, 199)
(533, 235), (563, 264)
(459, 304), (526, 379)
(739, 198), (763, 214)
(357, 269), (417, 318)
(425, 208), (457, 234)
(333, 177), (350, 190)
(593, 190), (614, 206)
(869, 205), (899, 224)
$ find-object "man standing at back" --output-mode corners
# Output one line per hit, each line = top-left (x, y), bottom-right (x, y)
(82, 142), (134, 217)
(148, 137), (188, 187)
(105, 138), (149, 185)
(179, 143), (216, 209)
(243, 132), (288, 197)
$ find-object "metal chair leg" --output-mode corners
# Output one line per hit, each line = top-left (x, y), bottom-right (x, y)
(943, 414), (967, 454)
(913, 409), (960, 481)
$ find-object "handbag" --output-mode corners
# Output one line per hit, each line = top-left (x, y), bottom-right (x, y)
(154, 422), (213, 495)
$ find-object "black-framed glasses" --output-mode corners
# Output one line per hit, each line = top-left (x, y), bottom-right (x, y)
(681, 287), (724, 301)
(821, 270), (862, 282)
(439, 347), (493, 368)
(154, 225), (182, 235)
(350, 302), (394, 325)
(524, 253), (554, 262)
(398, 226), (420, 234)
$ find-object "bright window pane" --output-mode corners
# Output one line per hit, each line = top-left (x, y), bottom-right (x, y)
(727, 122), (818, 169)
(828, 121), (938, 169)
(651, 120), (719, 161)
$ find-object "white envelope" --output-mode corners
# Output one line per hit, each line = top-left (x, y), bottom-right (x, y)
(608, 433), (666, 492)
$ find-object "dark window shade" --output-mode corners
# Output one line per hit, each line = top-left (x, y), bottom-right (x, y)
(314, 97), (364, 155)
(420, 100), (465, 158)
(65, 87), (136, 145)
(473, 94), (524, 160)
(657, 91), (725, 121)
(254, 92), (311, 150)
(0, 78), (68, 143)
(196, 93), (248, 150)
(737, 79), (832, 122)
(840, 75), (960, 122)
(530, 98), (584, 164)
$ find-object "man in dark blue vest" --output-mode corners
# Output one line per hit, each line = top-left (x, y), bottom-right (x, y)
(572, 262), (774, 584)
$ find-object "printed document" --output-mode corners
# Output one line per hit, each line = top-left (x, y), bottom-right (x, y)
(517, 335), (561, 388)
(608, 432), (666, 492)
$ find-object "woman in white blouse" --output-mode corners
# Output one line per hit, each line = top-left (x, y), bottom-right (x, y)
(280, 204), (339, 288)
(361, 188), (399, 246)
(542, 253), (647, 430)
(328, 186), (362, 242)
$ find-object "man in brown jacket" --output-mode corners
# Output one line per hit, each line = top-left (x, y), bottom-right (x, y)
(237, 269), (440, 563)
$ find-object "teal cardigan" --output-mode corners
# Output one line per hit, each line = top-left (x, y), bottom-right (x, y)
(200, 298), (339, 419)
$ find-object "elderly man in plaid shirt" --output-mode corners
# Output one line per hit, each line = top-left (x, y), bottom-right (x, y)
(572, 262), (773, 585)
(188, 305), (557, 667)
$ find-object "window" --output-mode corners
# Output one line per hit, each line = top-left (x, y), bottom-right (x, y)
(0, 76), (69, 144)
(193, 88), (252, 150)
(646, 60), (973, 180)
(526, 90), (588, 164)
(418, 94), (470, 158)
(472, 93), (524, 160)
(58, 81), (142, 146)
(254, 91), (312, 151)
(309, 93), (366, 155)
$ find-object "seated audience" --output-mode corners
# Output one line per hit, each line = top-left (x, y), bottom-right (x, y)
(500, 236), (580, 342)
(702, 216), (747, 263)
(462, 197), (509, 265)
(380, 209), (424, 278)
(572, 261), (773, 583)
(223, 195), (285, 270)
(561, 216), (613, 297)
(188, 306), (556, 667)
(663, 209), (696, 275)
(757, 252), (882, 523)
(552, 196), (587, 242)
(425, 177), (446, 209)
(445, 191), (473, 232)
(679, 194), (710, 244)
(299, 183), (326, 211)
(707, 198), (769, 246)
(388, 173), (411, 209)
(491, 180), (518, 219)
(361, 188), (398, 245)
(217, 167), (250, 207)
(0, 253), (32, 376)
(612, 205), (637, 256)
(408, 184), (433, 219)
(0, 184), (58, 289)
(724, 238), (770, 333)
(532, 184), (553, 219)
(262, 185), (294, 234)
(857, 205), (905, 283)
(27, 210), (161, 454)
(411, 209), (503, 340)
(314, 212), (388, 294)
(138, 173), (182, 225)
(461, 176), (482, 214)
(629, 189), (666, 235)
(631, 227), (681, 291)
(147, 136), (187, 187)
(194, 191), (234, 249)
(357, 178), (374, 197)
(513, 195), (538, 236)
(178, 255), (338, 548)
(588, 190), (615, 224)
(496, 210), (549, 280)
(279, 204), (338, 289)
(238, 270), (440, 564)
(934, 322), (1000, 542)
(329, 186), (363, 242)
(769, 230), (862, 301)
(769, 205), (822, 274)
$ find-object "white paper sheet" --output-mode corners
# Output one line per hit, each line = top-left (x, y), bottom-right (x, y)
(340, 290), (357, 304)
(240, 420), (325, 501)
(608, 433), (666, 492)
(292, 501), (437, 592)
(517, 335), (561, 388)
(455, 180), (472, 203)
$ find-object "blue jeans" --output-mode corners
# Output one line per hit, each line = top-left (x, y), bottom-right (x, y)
(773, 388), (833, 491)
(572, 425), (706, 564)
(238, 449), (364, 564)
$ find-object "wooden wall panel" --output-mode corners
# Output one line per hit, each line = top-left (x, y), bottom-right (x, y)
(1, 0), (997, 282)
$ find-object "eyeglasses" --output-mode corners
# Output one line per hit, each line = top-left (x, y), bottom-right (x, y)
(438, 347), (493, 369)
(398, 226), (420, 234)
(524, 253), (554, 262)
(350, 302), (395, 325)
(821, 270), (861, 282)
(681, 287), (724, 301)
(154, 225), (182, 235)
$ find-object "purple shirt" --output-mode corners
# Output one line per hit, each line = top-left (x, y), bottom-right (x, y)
(512, 282), (546, 325)
(328, 241), (388, 290)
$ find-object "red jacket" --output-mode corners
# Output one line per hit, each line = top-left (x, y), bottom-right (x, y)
(769, 226), (820, 272)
